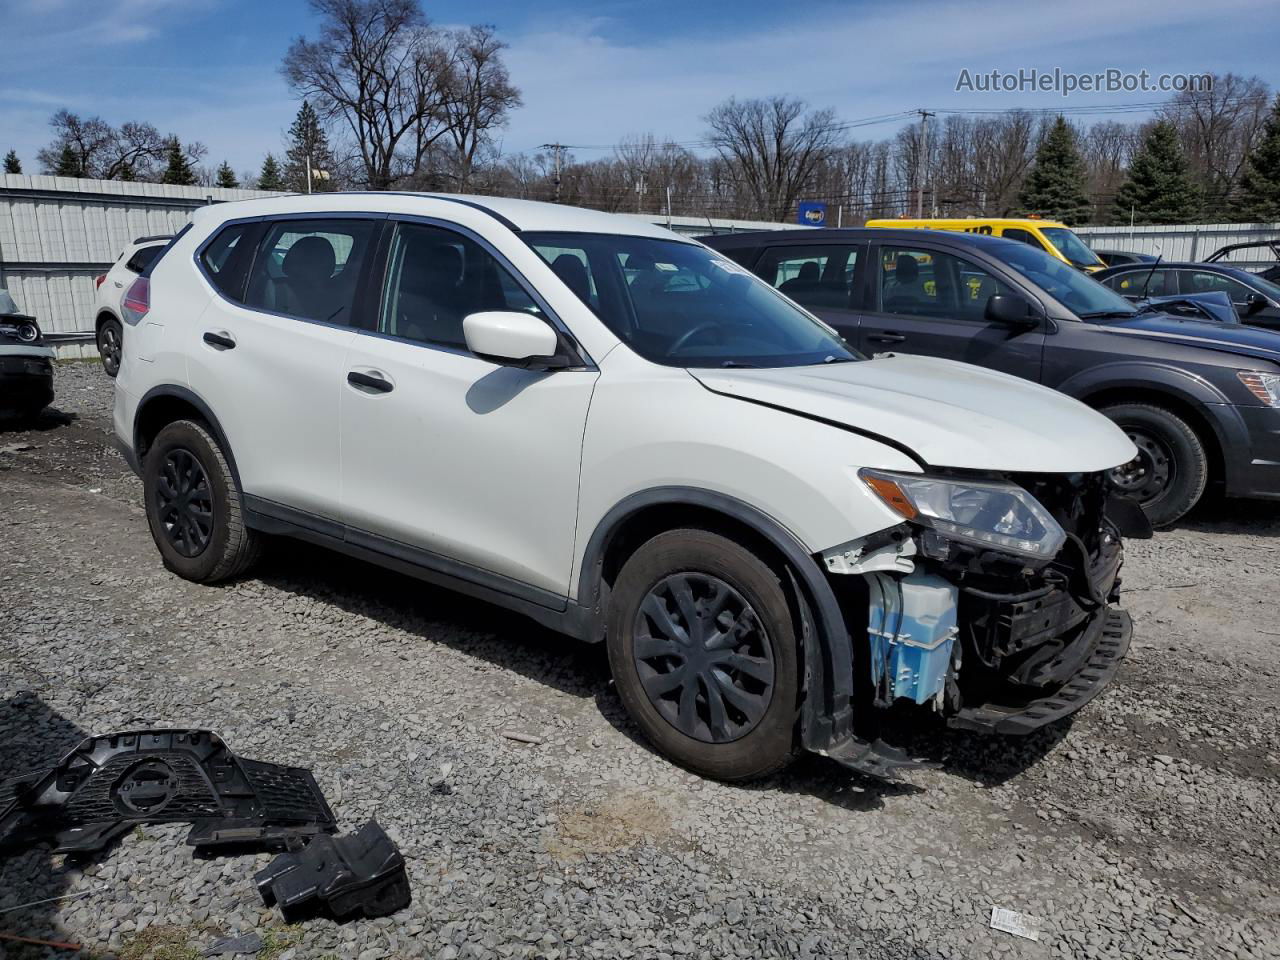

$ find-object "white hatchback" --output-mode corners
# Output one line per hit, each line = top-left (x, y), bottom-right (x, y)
(112, 193), (1141, 781)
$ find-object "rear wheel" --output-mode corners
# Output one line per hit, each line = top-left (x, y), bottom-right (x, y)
(606, 529), (800, 781)
(1101, 402), (1207, 527)
(97, 317), (123, 378)
(143, 419), (260, 582)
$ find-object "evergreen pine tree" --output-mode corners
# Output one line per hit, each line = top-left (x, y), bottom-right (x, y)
(53, 144), (82, 177)
(1232, 95), (1280, 222)
(283, 102), (336, 192)
(1113, 121), (1200, 224)
(215, 161), (239, 189)
(1018, 117), (1091, 224)
(258, 153), (285, 191)
(160, 137), (197, 185)
(2, 150), (21, 174)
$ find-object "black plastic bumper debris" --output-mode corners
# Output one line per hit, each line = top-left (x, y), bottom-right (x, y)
(256, 820), (411, 923)
(0, 729), (336, 855)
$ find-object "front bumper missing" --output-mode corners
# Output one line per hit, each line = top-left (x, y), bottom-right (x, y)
(948, 607), (1131, 735)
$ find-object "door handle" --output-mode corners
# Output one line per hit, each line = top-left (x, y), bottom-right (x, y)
(867, 332), (907, 343)
(202, 331), (236, 349)
(347, 370), (394, 393)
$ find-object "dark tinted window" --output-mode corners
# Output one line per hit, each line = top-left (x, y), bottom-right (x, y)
(244, 219), (377, 324)
(378, 222), (543, 348)
(125, 244), (166, 274)
(1181, 270), (1255, 304)
(878, 247), (1015, 321)
(1105, 269), (1174, 298)
(199, 223), (253, 299)
(755, 245), (859, 310)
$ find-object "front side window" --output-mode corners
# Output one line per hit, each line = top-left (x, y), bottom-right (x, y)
(1040, 227), (1104, 269)
(877, 247), (1016, 322)
(991, 242), (1137, 318)
(379, 222), (543, 348)
(1001, 228), (1043, 250)
(1105, 269), (1174, 298)
(1182, 270), (1256, 304)
(243, 218), (377, 325)
(756, 245), (859, 310)
(524, 232), (857, 368)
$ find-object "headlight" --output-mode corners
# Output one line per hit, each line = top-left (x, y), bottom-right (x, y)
(1238, 370), (1280, 407)
(860, 469), (1067, 560)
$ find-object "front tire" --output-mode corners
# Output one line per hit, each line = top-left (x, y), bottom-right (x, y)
(606, 529), (800, 781)
(143, 419), (260, 582)
(1101, 402), (1207, 527)
(97, 317), (123, 378)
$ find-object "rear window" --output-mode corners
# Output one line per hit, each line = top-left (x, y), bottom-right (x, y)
(125, 244), (166, 274)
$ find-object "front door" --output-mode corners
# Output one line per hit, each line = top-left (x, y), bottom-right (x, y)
(855, 243), (1046, 381)
(339, 218), (598, 598)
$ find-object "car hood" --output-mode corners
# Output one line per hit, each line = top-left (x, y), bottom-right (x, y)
(1093, 311), (1280, 366)
(690, 354), (1136, 473)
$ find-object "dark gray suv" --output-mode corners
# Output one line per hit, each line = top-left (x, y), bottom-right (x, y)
(704, 228), (1280, 526)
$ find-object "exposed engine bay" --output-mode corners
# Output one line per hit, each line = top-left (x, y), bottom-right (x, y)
(825, 470), (1147, 738)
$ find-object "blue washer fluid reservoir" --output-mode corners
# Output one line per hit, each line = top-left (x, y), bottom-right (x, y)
(867, 570), (960, 706)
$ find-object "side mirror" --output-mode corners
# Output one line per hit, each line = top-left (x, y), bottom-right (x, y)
(1244, 292), (1267, 316)
(985, 293), (1040, 328)
(463, 311), (567, 370)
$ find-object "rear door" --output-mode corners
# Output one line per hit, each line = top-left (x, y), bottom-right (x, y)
(750, 242), (866, 345)
(855, 242), (1046, 380)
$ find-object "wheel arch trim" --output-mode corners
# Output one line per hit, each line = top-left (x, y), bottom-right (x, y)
(134, 384), (243, 494)
(577, 486), (856, 750)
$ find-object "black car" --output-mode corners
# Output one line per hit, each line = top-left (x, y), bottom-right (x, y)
(0, 290), (55, 421)
(1095, 249), (1159, 267)
(703, 228), (1280, 525)
(1094, 261), (1280, 330)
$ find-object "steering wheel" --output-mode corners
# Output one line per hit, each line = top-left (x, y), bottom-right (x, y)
(667, 321), (722, 355)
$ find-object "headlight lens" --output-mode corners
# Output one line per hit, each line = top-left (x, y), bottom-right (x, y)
(1238, 370), (1280, 407)
(860, 469), (1067, 560)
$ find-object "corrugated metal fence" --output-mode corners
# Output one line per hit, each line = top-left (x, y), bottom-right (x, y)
(0, 174), (280, 356)
(1074, 222), (1280, 269)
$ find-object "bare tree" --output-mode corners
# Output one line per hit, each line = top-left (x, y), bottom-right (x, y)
(704, 96), (839, 221)
(438, 25), (521, 191)
(282, 0), (452, 189)
(36, 110), (176, 180)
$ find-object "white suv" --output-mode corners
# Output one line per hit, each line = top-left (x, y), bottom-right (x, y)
(112, 194), (1142, 781)
(95, 235), (173, 377)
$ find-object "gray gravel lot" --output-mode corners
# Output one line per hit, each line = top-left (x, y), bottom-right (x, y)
(1, 363), (1278, 960)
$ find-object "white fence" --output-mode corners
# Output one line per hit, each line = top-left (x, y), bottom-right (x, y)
(1074, 221), (1280, 270)
(0, 175), (800, 359)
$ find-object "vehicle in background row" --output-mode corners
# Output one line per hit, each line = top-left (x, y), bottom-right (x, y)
(0, 289), (54, 421)
(95, 235), (173, 377)
(1206, 239), (1280, 284)
(703, 227), (1280, 526)
(113, 193), (1141, 783)
(1094, 261), (1280, 330)
(863, 217), (1107, 273)
(1095, 250), (1159, 268)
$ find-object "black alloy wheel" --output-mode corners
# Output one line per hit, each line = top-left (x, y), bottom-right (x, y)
(154, 447), (214, 557)
(632, 572), (776, 744)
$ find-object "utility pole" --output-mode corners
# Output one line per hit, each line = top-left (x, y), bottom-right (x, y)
(539, 143), (567, 203)
(915, 109), (934, 218)
(665, 184), (673, 227)
(635, 173), (647, 213)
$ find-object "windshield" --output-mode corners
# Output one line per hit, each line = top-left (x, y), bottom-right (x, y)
(992, 241), (1138, 318)
(1041, 227), (1104, 268)
(524, 232), (859, 368)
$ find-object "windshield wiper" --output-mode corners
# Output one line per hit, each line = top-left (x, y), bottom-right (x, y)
(1078, 309), (1138, 320)
(822, 355), (856, 364)
(719, 360), (758, 368)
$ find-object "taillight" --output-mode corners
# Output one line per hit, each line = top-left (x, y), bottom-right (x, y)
(95, 274), (107, 289)
(122, 276), (150, 325)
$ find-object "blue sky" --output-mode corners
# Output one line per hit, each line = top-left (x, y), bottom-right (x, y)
(1, 0), (1276, 177)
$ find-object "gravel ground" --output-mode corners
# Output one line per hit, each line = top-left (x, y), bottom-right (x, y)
(1, 363), (1278, 960)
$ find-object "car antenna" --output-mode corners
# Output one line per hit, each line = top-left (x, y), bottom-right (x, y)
(1139, 245), (1164, 299)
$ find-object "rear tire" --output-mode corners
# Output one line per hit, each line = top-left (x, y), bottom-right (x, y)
(606, 529), (801, 781)
(143, 419), (260, 582)
(1101, 402), (1207, 527)
(97, 317), (123, 378)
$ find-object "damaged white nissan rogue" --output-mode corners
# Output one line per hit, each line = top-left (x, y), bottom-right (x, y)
(112, 194), (1147, 781)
